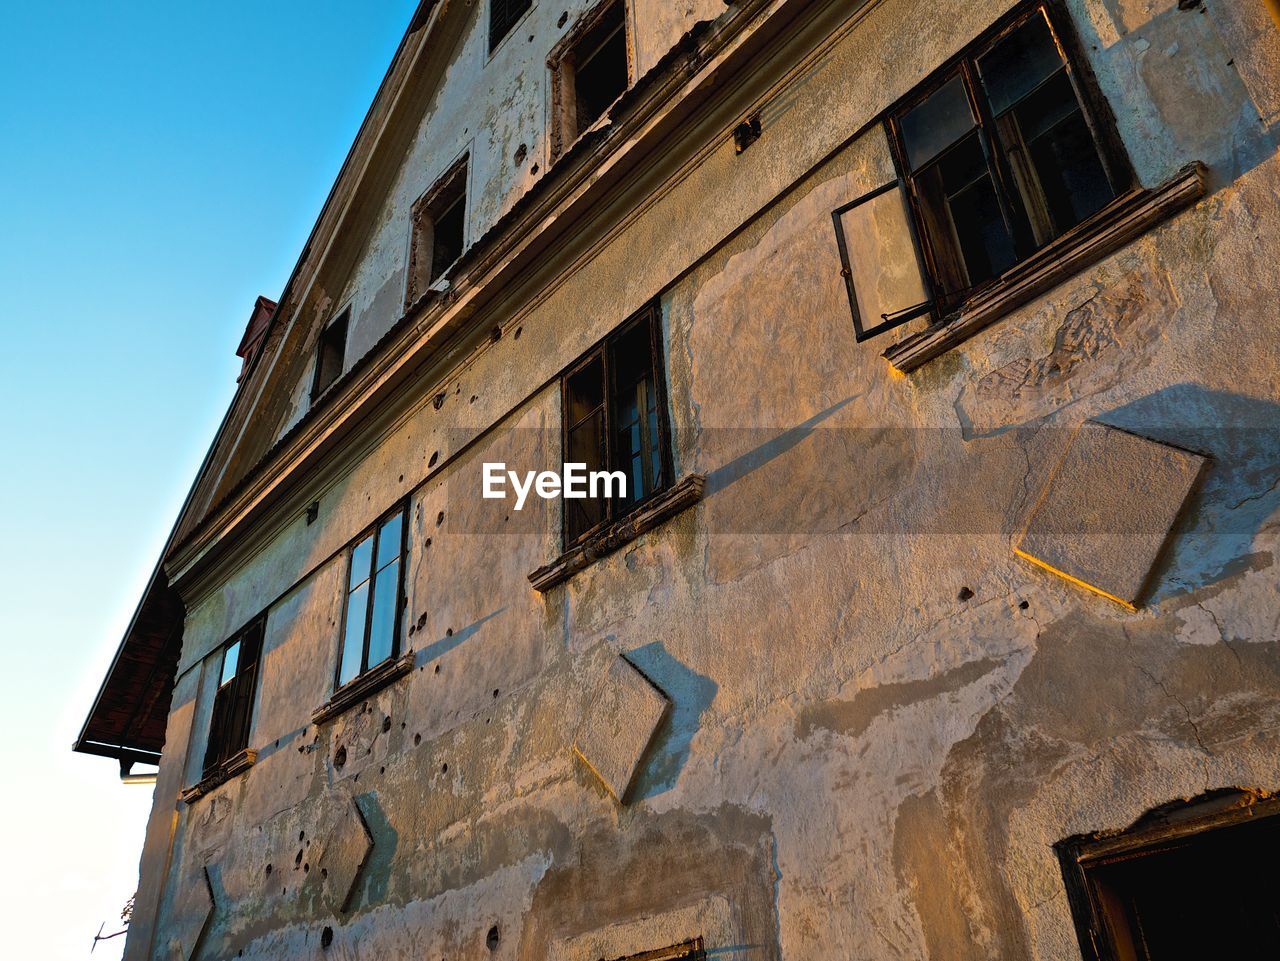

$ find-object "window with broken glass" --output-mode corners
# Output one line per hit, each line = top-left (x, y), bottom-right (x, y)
(336, 504), (407, 688)
(833, 2), (1130, 340)
(202, 616), (264, 777)
(549, 0), (630, 158)
(561, 303), (672, 546)
(310, 307), (350, 402)
(407, 156), (468, 306)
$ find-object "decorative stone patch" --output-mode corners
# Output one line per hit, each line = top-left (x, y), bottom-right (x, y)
(169, 865), (214, 961)
(1015, 422), (1207, 607)
(305, 796), (376, 914)
(573, 655), (670, 803)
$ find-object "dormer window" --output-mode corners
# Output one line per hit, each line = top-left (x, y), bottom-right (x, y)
(407, 156), (469, 307)
(549, 0), (630, 159)
(310, 308), (349, 402)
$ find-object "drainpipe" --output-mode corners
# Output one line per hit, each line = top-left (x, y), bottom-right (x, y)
(119, 758), (158, 786)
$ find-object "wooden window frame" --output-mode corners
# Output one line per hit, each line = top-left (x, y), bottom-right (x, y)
(559, 301), (674, 550)
(310, 307), (350, 403)
(201, 615), (265, 779)
(333, 500), (409, 692)
(885, 0), (1132, 317)
(1056, 791), (1280, 961)
(490, 0), (533, 53)
(548, 0), (633, 160)
(406, 154), (470, 309)
(608, 939), (706, 961)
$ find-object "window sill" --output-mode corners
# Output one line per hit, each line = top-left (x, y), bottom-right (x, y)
(883, 161), (1208, 375)
(311, 651), (416, 725)
(528, 473), (706, 593)
(180, 748), (257, 804)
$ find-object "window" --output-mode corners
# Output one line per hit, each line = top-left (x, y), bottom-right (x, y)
(1057, 794), (1280, 960)
(407, 156), (468, 307)
(336, 504), (407, 688)
(561, 303), (671, 545)
(490, 0), (532, 52)
(610, 940), (705, 961)
(549, 0), (630, 158)
(202, 616), (264, 778)
(833, 2), (1130, 340)
(311, 308), (350, 402)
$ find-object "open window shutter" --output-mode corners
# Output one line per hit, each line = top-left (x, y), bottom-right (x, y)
(832, 179), (935, 341)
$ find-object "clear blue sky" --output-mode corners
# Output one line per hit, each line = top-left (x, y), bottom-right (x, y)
(0, 3), (418, 957)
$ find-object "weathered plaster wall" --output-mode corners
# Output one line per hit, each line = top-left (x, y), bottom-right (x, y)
(128, 1), (1280, 959)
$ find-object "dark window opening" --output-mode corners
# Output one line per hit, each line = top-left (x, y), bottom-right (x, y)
(490, 0), (532, 52)
(561, 303), (671, 546)
(202, 616), (264, 777)
(408, 157), (469, 306)
(311, 309), (349, 403)
(336, 504), (407, 688)
(888, 3), (1127, 313)
(1058, 795), (1280, 960)
(550, 0), (629, 158)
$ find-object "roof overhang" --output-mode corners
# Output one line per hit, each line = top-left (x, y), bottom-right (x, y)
(73, 561), (183, 766)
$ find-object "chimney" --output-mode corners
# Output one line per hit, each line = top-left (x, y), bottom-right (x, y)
(236, 296), (278, 381)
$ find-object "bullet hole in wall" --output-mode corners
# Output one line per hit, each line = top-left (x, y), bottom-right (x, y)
(441, 762), (449, 773)
(531, 163), (539, 175)
(1019, 600), (1030, 610)
(414, 733), (422, 746)
(306, 501), (320, 525)
(304, 863), (310, 873)
(558, 11), (568, 26)
(321, 926), (334, 950)
(446, 627), (453, 636)
(514, 326), (522, 340)
(295, 849), (304, 867)
(382, 716), (392, 733)
(334, 745), (347, 769)
(417, 612), (428, 630)
(487, 925), (501, 950)
(470, 395), (478, 404)
(380, 766), (385, 775)
(265, 863), (272, 876)
(300, 830), (306, 842)
(514, 143), (527, 165)
(437, 511), (445, 526)
(491, 326), (502, 342)
(434, 392), (446, 410)
(426, 537), (433, 548)
(958, 586), (975, 601)
(429, 450), (439, 467)
(493, 688), (500, 698)
(434, 663), (441, 674)
(399, 474), (404, 483)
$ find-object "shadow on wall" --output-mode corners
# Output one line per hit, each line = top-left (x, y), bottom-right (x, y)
(1096, 383), (1280, 603)
(352, 791), (397, 909)
(625, 642), (718, 802)
(413, 607), (507, 667)
(1089, 1), (1277, 189)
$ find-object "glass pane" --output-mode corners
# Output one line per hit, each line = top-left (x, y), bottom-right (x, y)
(837, 184), (931, 332)
(609, 317), (655, 391)
(614, 378), (655, 505)
(338, 581), (369, 686)
(219, 640), (240, 687)
(568, 411), (604, 473)
(566, 355), (604, 427)
(913, 134), (1017, 294)
(349, 535), (374, 590)
(367, 561), (399, 670)
(979, 11), (1066, 116)
(375, 511), (403, 572)
(900, 74), (976, 171)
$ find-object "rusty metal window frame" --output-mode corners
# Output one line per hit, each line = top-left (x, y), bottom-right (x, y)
(333, 499), (409, 692)
(1056, 792), (1280, 960)
(310, 306), (350, 403)
(201, 614), (265, 778)
(875, 0), (1132, 321)
(559, 300), (673, 549)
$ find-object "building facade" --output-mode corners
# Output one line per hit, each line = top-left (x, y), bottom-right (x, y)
(77, 0), (1280, 958)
